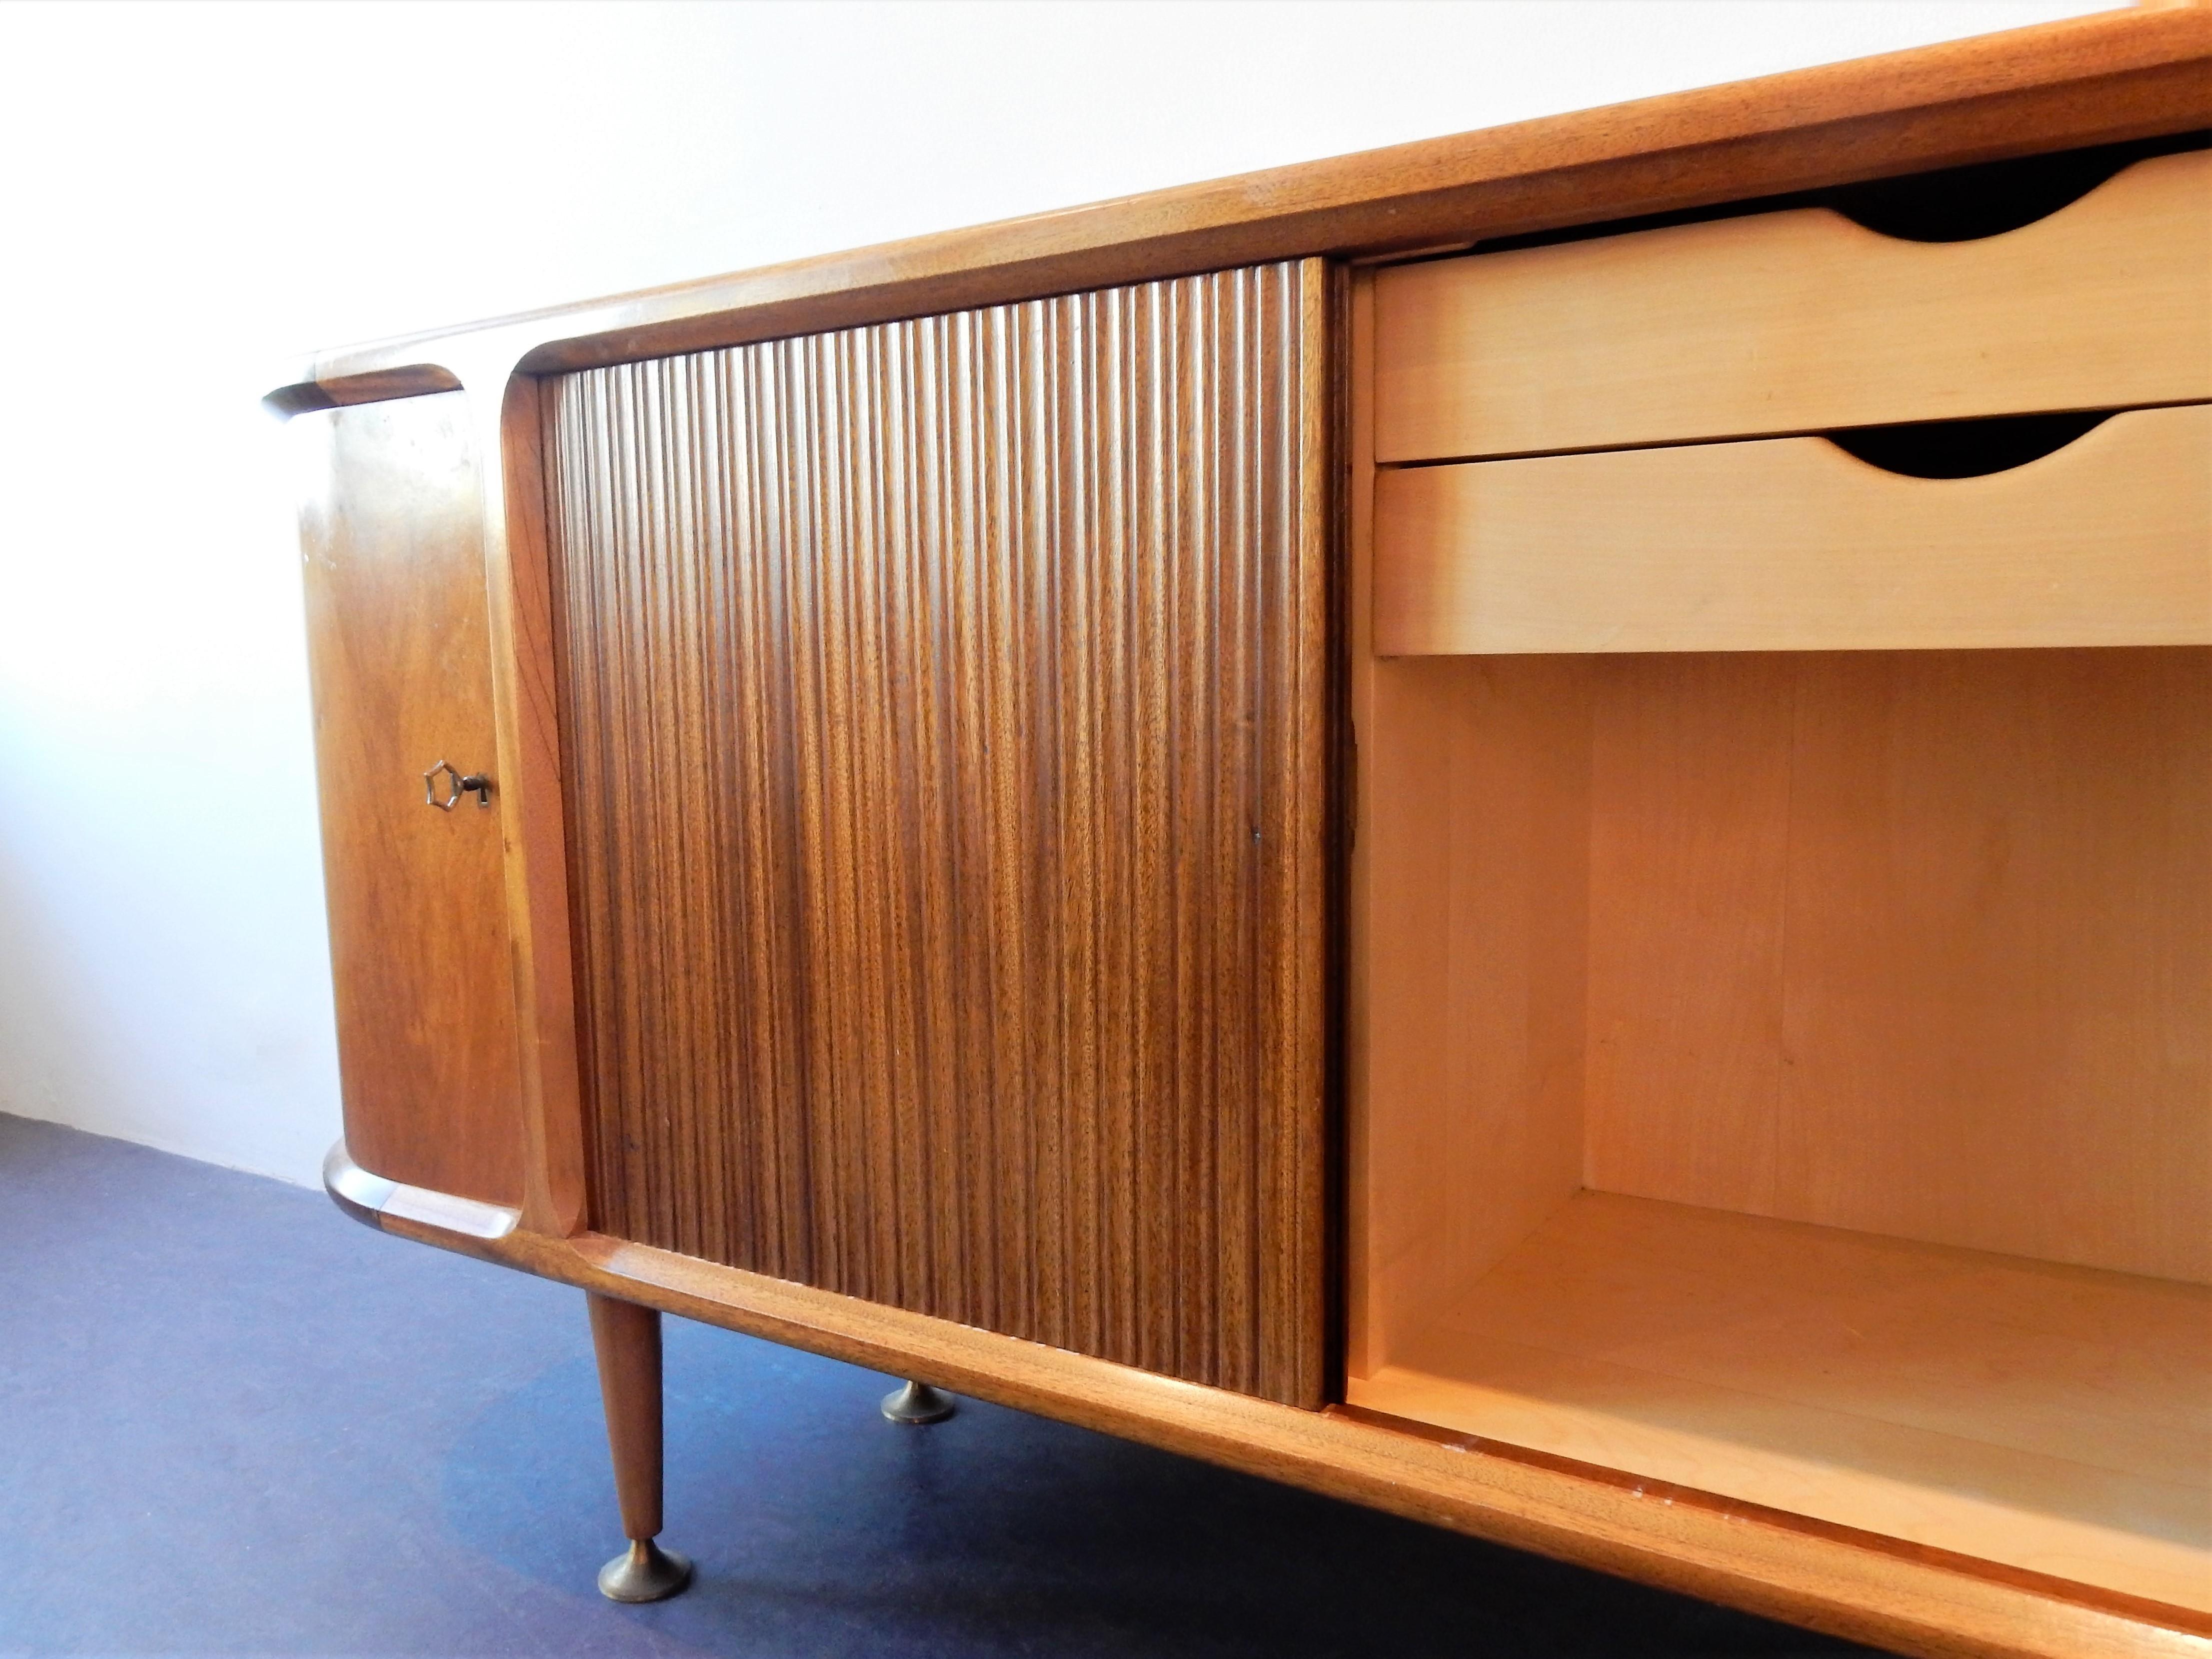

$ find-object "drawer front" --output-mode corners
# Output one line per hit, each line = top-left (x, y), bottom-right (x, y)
(1375, 148), (2212, 464)
(1373, 403), (2212, 656)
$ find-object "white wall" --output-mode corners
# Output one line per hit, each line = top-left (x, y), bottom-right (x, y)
(0, 0), (2110, 1186)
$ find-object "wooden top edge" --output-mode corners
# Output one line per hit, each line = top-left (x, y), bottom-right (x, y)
(272, 6), (2212, 398)
(261, 363), (462, 419)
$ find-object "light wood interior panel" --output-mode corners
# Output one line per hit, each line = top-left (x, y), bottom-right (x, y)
(294, 392), (524, 1206)
(1353, 645), (2211, 1605)
(1776, 649), (2207, 1273)
(1373, 404), (2212, 656)
(1374, 146), (2212, 464)
(1360, 657), (1592, 1362)
(1582, 657), (1794, 1217)
(1345, 269), (1380, 1384)
(1350, 1192), (2212, 1613)
(1585, 648), (2212, 1284)
(1361, 649), (2209, 1315)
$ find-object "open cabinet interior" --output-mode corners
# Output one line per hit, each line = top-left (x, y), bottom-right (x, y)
(1348, 643), (2212, 1611)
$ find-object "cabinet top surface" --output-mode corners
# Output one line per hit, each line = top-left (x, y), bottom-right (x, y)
(268, 7), (2211, 408)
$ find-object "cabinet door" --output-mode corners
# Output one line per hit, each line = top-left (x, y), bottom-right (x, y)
(296, 391), (523, 1206)
(548, 263), (1332, 1405)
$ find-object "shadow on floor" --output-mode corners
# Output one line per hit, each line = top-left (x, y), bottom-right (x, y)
(0, 1112), (1888, 1658)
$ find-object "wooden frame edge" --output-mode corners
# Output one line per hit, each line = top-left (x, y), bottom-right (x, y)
(473, 369), (590, 1237)
(1332, 1404), (2212, 1646)
(322, 1141), (522, 1241)
(261, 365), (463, 419)
(1294, 254), (1338, 1411)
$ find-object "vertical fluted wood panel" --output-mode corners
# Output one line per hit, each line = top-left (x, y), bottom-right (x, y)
(549, 260), (1329, 1405)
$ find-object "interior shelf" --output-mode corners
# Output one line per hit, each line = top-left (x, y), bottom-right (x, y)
(1349, 1190), (2212, 1612)
(1349, 643), (2210, 1617)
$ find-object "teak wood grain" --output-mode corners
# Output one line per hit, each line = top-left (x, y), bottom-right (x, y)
(546, 262), (1332, 1405)
(1373, 146), (2212, 463)
(1372, 405), (2212, 656)
(293, 393), (523, 1206)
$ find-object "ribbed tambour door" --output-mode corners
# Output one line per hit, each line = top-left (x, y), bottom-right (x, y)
(546, 261), (1330, 1405)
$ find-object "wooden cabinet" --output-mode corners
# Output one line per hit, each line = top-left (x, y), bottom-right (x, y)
(274, 12), (2212, 1657)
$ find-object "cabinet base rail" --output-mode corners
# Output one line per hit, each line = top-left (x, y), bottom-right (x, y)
(320, 1143), (2209, 1659)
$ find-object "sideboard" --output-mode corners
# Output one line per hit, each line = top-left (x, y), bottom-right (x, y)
(270, 9), (2212, 1655)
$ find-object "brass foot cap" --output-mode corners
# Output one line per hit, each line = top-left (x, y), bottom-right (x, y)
(598, 1538), (693, 1603)
(881, 1379), (956, 1425)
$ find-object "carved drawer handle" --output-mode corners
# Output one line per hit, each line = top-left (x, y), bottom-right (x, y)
(423, 759), (493, 811)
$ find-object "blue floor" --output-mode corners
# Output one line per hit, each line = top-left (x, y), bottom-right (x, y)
(0, 1112), (1888, 1658)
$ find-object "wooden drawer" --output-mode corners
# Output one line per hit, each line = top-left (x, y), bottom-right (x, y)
(1373, 402), (2212, 655)
(1374, 147), (2212, 464)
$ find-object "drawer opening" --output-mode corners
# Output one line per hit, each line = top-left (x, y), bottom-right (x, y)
(1819, 130), (2206, 244)
(1349, 645), (2212, 1613)
(1458, 128), (2210, 259)
(1824, 408), (2113, 479)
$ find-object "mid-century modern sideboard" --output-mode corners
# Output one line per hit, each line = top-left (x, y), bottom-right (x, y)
(270, 10), (2212, 1655)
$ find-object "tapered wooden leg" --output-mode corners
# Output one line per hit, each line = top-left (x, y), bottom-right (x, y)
(586, 1293), (693, 1602)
